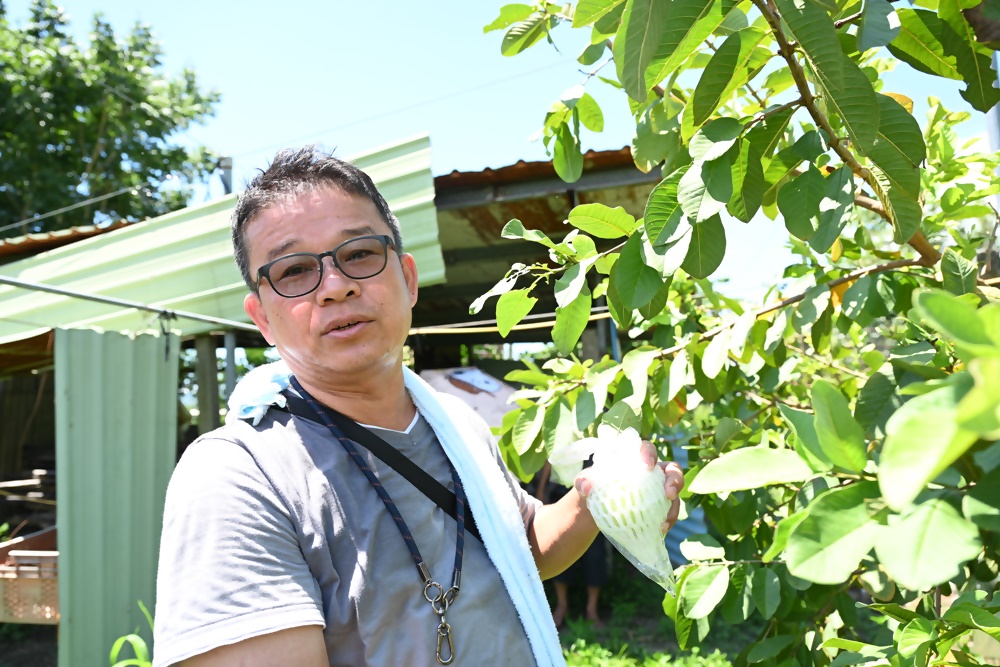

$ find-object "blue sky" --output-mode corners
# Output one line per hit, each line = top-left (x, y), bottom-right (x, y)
(7, 1), (996, 300)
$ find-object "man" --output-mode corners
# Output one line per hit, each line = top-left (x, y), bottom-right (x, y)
(153, 147), (684, 667)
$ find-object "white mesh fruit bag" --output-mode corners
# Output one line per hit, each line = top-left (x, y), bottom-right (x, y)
(549, 425), (676, 594)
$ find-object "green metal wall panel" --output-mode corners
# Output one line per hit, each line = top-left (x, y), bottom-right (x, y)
(55, 328), (179, 667)
(0, 135), (442, 344)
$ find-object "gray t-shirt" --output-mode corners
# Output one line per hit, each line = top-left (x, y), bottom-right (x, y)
(153, 395), (541, 667)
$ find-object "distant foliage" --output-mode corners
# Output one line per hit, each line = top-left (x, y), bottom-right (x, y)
(483, 1), (1000, 665)
(0, 0), (219, 237)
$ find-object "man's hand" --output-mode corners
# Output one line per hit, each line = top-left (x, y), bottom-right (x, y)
(573, 440), (685, 533)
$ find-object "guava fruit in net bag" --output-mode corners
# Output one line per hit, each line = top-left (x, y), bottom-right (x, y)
(549, 425), (676, 594)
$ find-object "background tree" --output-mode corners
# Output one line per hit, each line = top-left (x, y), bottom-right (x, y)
(482, 1), (1000, 665)
(0, 0), (219, 238)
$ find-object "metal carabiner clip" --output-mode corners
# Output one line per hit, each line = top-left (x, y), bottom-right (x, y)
(436, 616), (455, 665)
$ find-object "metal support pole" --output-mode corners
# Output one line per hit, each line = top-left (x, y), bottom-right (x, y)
(224, 331), (237, 401)
(195, 335), (221, 434)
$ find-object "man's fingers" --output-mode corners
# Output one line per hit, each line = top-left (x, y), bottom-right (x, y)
(574, 472), (593, 499)
(661, 498), (681, 534)
(659, 461), (685, 499)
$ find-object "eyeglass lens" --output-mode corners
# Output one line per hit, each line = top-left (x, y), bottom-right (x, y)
(266, 236), (389, 297)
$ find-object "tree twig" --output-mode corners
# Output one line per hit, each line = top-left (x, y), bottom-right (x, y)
(750, 0), (941, 267)
(655, 257), (927, 360)
(788, 345), (868, 379)
(982, 203), (999, 279)
(833, 10), (864, 28)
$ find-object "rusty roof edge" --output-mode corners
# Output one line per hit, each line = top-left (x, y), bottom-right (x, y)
(434, 146), (639, 191)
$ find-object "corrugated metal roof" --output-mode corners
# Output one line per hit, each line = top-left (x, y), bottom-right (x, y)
(54, 328), (179, 666)
(0, 221), (132, 262)
(0, 135), (442, 345)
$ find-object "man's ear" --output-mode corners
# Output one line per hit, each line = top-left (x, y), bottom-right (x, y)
(400, 253), (419, 308)
(244, 292), (275, 345)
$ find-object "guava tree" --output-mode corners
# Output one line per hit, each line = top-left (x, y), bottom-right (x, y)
(480, 1), (1000, 665)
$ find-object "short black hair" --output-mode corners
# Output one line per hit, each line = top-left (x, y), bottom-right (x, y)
(231, 145), (403, 291)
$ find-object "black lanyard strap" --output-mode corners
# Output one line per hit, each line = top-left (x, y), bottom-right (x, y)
(279, 389), (481, 544)
(287, 377), (465, 664)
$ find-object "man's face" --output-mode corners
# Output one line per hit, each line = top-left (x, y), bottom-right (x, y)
(243, 186), (418, 385)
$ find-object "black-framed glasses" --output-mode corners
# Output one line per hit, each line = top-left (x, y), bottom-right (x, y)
(255, 234), (396, 298)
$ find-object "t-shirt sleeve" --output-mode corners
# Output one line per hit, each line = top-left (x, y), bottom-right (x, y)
(152, 437), (324, 667)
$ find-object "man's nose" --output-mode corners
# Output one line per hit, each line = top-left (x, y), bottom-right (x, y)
(314, 256), (359, 302)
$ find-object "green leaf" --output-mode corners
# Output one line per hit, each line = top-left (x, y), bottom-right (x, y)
(621, 345), (659, 410)
(938, 0), (1000, 112)
(602, 400), (642, 433)
(496, 289), (538, 337)
(941, 248), (979, 296)
(777, 165), (826, 242)
(957, 357), (1000, 439)
(681, 534), (726, 561)
(779, 405), (835, 471)
(745, 105), (795, 159)
(501, 219), (556, 248)
(874, 499), (982, 590)
(896, 617), (937, 659)
(645, 168), (687, 245)
(689, 117), (744, 163)
(470, 273), (519, 314)
(764, 130), (826, 192)
(613, 233), (667, 309)
(775, 0), (879, 153)
(614, 0), (671, 102)
(857, 0), (901, 50)
(484, 4), (536, 33)
(888, 9), (962, 80)
(792, 285), (830, 333)
(632, 102), (682, 173)
(605, 272), (633, 330)
(543, 397), (577, 456)
(854, 368), (903, 438)
(944, 602), (1000, 642)
(501, 14), (550, 55)
(663, 350), (690, 402)
(748, 634), (795, 663)
(752, 567), (781, 620)
(727, 139), (765, 223)
(913, 288), (998, 358)
(574, 0), (627, 27)
(867, 94), (925, 244)
(762, 511), (808, 562)
(553, 122), (583, 182)
(576, 92), (605, 132)
(644, 0), (740, 90)
(691, 28), (770, 128)
(638, 275), (673, 320)
(555, 256), (598, 307)
(568, 203), (638, 239)
(962, 467), (1000, 531)
(512, 403), (544, 455)
(689, 447), (814, 494)
(679, 153), (735, 223)
(809, 166), (855, 253)
(681, 564), (731, 618)
(811, 380), (869, 473)
(785, 482), (882, 584)
(701, 329), (732, 380)
(681, 215), (727, 279)
(552, 285), (592, 355)
(714, 416), (744, 448)
(879, 373), (977, 511)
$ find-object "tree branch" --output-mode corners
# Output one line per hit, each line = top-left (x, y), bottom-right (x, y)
(833, 10), (864, 29)
(788, 345), (868, 379)
(655, 257), (927, 361)
(750, 0), (942, 268)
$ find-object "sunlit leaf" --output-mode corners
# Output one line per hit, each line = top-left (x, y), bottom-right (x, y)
(644, 0), (740, 90)
(857, 0), (901, 51)
(681, 214), (727, 279)
(568, 203), (638, 239)
(785, 482), (882, 584)
(552, 285), (592, 355)
(501, 14), (550, 55)
(681, 564), (730, 618)
(937, 0), (1000, 112)
(689, 447), (814, 494)
(574, 0), (627, 27)
(614, 0), (671, 102)
(941, 248), (978, 296)
(875, 499), (982, 590)
(775, 0), (879, 153)
(496, 288), (538, 337)
(484, 4), (536, 33)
